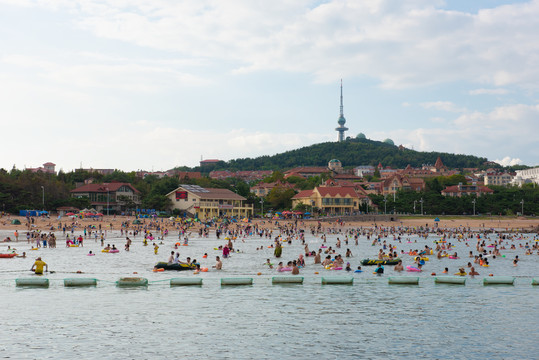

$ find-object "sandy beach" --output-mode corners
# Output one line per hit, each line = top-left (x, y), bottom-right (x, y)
(1, 214), (537, 234)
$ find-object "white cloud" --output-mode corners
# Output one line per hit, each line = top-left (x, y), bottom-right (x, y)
(494, 157), (522, 166)
(9, 127), (333, 171)
(469, 88), (509, 95)
(5, 0), (539, 89)
(420, 101), (467, 113)
(371, 103), (539, 165)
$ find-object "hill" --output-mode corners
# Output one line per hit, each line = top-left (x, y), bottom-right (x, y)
(207, 138), (489, 171)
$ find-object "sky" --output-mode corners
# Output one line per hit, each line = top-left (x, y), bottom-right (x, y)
(1, 0), (538, 172)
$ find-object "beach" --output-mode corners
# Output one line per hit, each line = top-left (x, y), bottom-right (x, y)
(1, 214), (537, 234)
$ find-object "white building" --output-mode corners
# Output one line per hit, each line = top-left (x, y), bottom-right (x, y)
(484, 172), (513, 186)
(354, 165), (375, 177)
(511, 167), (539, 186)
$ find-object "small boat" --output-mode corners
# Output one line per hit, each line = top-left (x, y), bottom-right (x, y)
(360, 258), (401, 266)
(154, 262), (197, 271)
(0, 253), (17, 258)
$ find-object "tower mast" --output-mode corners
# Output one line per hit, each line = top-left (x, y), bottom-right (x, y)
(335, 79), (349, 142)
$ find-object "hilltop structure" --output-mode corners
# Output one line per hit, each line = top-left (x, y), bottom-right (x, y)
(335, 80), (349, 142)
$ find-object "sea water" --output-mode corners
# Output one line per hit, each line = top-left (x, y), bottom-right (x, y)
(0, 227), (537, 359)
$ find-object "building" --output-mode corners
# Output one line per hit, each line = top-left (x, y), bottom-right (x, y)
(484, 172), (513, 186)
(250, 181), (295, 197)
(200, 159), (221, 167)
(381, 174), (425, 196)
(441, 183), (494, 197)
(178, 171), (202, 180)
(78, 168), (116, 175)
(328, 159), (343, 173)
(335, 80), (349, 142)
(284, 167), (330, 178)
(27, 162), (56, 174)
(511, 167), (539, 186)
(209, 170), (273, 182)
(166, 185), (253, 220)
(71, 182), (141, 214)
(292, 186), (369, 215)
(354, 165), (375, 177)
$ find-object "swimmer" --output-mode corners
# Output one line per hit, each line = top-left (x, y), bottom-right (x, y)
(345, 262), (351, 271)
(31, 257), (48, 275)
(291, 261), (300, 275)
(394, 260), (404, 272)
(213, 256), (222, 270)
(469, 267), (479, 276)
(265, 259), (273, 269)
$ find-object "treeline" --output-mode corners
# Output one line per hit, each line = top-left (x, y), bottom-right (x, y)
(192, 138), (491, 172)
(0, 168), (252, 214)
(368, 182), (539, 216)
(1, 165), (537, 216)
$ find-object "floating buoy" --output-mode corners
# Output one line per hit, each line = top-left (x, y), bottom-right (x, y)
(221, 277), (253, 286)
(117, 277), (148, 287)
(431, 272), (436, 276)
(201, 267), (208, 272)
(314, 272), (319, 274)
(321, 277), (353, 285)
(257, 272), (262, 276)
(483, 276), (515, 285)
(64, 278), (97, 287)
(388, 277), (419, 285)
(16, 278), (49, 287)
(273, 276), (303, 284)
(170, 278), (202, 286)
(435, 276), (466, 285)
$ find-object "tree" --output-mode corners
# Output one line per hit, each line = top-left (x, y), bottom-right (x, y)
(266, 187), (296, 210)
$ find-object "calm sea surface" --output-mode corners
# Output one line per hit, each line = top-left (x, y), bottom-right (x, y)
(0, 224), (538, 359)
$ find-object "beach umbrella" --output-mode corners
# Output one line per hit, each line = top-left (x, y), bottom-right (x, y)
(96, 213), (104, 216)
(66, 212), (75, 216)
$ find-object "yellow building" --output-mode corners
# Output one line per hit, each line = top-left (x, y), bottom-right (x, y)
(166, 185), (253, 220)
(292, 186), (368, 215)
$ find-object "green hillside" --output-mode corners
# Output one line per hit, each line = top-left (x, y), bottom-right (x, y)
(209, 138), (489, 171)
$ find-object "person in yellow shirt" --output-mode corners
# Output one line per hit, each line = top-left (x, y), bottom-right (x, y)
(31, 257), (48, 275)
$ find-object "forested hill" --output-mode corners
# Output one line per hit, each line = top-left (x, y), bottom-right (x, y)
(209, 138), (489, 171)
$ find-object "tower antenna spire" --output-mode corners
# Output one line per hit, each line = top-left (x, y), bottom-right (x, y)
(340, 78), (343, 117)
(335, 79), (348, 142)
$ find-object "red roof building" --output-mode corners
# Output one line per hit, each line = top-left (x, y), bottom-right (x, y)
(381, 174), (425, 195)
(71, 182), (140, 214)
(441, 183), (494, 197)
(292, 186), (370, 215)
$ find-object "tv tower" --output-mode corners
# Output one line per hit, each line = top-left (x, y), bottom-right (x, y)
(335, 79), (348, 142)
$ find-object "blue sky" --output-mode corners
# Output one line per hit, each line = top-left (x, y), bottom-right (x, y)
(1, 0), (538, 172)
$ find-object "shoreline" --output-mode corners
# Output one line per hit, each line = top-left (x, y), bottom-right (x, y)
(1, 214), (537, 234)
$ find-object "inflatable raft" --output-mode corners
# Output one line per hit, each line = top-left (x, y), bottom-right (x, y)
(0, 253), (17, 258)
(361, 258), (401, 266)
(154, 262), (197, 271)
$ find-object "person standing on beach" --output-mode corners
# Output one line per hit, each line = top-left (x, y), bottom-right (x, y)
(31, 257), (48, 275)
